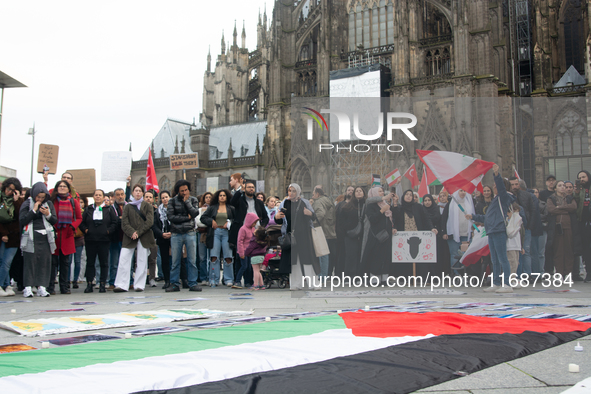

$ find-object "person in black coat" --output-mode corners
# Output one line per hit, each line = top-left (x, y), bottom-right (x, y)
(229, 179), (269, 286)
(361, 187), (395, 279)
(338, 186), (367, 277)
(153, 190), (172, 289)
(79, 189), (118, 293)
(392, 190), (438, 277)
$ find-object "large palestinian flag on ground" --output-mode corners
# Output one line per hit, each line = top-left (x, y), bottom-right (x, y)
(0, 311), (590, 394)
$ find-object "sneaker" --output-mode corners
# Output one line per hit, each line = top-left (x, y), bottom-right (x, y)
(165, 284), (180, 292)
(512, 284), (522, 289)
(495, 286), (514, 293)
(189, 285), (203, 292)
(258, 286), (266, 290)
(5, 286), (15, 296)
(200, 280), (209, 286)
(226, 282), (233, 287)
(231, 284), (243, 289)
(0, 287), (7, 297)
(483, 285), (498, 293)
(149, 279), (157, 287)
(37, 286), (50, 297)
(113, 287), (127, 293)
(23, 287), (33, 298)
(209, 282), (217, 288)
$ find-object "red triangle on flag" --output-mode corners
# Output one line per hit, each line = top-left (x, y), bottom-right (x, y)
(418, 167), (429, 201)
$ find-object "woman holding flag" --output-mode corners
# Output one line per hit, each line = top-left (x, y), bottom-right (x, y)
(441, 190), (475, 269)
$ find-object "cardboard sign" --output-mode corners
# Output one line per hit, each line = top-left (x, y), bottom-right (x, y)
(170, 153), (199, 171)
(101, 151), (132, 182)
(36, 144), (59, 174)
(392, 231), (437, 263)
(66, 169), (96, 195)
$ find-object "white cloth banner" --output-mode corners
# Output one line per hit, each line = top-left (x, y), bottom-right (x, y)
(101, 152), (132, 182)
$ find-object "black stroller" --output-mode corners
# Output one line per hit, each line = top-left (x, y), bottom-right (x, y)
(261, 225), (290, 289)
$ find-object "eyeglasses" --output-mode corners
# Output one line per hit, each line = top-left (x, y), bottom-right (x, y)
(62, 176), (72, 180)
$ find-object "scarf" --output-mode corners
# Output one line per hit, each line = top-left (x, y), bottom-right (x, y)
(422, 194), (441, 226)
(0, 191), (15, 218)
(56, 194), (73, 229)
(93, 204), (103, 221)
(400, 190), (415, 218)
(266, 206), (277, 216)
(158, 203), (169, 231)
(368, 187), (392, 222)
(288, 183), (302, 200)
(21, 196), (56, 254)
(129, 196), (143, 209)
(446, 191), (475, 243)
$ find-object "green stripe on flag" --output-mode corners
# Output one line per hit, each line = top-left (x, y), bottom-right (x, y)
(0, 315), (346, 378)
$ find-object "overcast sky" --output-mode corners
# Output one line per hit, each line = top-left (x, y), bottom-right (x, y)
(0, 0), (270, 190)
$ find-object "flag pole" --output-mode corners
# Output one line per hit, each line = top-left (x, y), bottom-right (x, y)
(451, 195), (480, 233)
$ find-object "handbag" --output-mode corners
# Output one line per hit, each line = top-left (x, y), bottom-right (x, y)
(347, 204), (364, 238)
(372, 229), (390, 243)
(278, 201), (301, 250)
(311, 226), (329, 257)
(0, 203), (13, 224)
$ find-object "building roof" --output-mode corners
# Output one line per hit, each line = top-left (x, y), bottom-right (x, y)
(554, 65), (586, 88)
(0, 71), (26, 88)
(140, 118), (198, 160)
(209, 121), (266, 160)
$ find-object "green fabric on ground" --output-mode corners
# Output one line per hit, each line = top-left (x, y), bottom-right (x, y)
(0, 314), (346, 378)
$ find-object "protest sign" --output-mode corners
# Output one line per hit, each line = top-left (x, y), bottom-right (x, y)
(170, 153), (199, 171)
(101, 152), (132, 181)
(392, 231), (436, 263)
(66, 169), (96, 195)
(36, 144), (59, 174)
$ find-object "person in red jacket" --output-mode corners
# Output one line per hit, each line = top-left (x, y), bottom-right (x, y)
(48, 180), (82, 295)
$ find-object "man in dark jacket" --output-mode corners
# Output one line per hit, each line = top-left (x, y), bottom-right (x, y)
(230, 179), (269, 286)
(166, 180), (201, 292)
(467, 164), (515, 292)
(525, 182), (544, 274)
(509, 177), (534, 276)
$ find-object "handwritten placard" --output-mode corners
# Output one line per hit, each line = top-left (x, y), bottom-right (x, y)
(392, 231), (437, 263)
(36, 144), (59, 174)
(169, 153), (199, 171)
(66, 169), (96, 195)
(101, 151), (132, 181)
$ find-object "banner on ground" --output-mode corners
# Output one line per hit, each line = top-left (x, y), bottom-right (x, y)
(392, 231), (436, 263)
(36, 144), (59, 174)
(170, 153), (199, 171)
(101, 152), (132, 182)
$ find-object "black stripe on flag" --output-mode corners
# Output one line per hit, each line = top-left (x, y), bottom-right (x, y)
(135, 329), (590, 394)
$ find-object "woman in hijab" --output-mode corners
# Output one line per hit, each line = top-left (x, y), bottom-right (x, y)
(19, 182), (57, 297)
(547, 181), (579, 277)
(361, 187), (395, 280)
(438, 189), (449, 214)
(49, 180), (82, 295)
(113, 184), (156, 292)
(441, 189), (475, 268)
(275, 183), (319, 290)
(393, 190), (438, 276)
(337, 186), (367, 278)
(421, 193), (447, 277)
(574, 170), (591, 282)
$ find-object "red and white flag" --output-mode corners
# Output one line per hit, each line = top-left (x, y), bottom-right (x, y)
(385, 169), (402, 186)
(418, 167), (429, 201)
(416, 150), (494, 194)
(459, 226), (490, 267)
(513, 166), (521, 181)
(146, 150), (159, 193)
(403, 164), (420, 188)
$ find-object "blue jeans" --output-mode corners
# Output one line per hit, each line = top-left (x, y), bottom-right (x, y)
(530, 234), (541, 274)
(156, 248), (162, 279)
(71, 245), (83, 282)
(198, 239), (209, 282)
(319, 254), (329, 278)
(517, 229), (532, 275)
(235, 256), (251, 285)
(488, 232), (511, 286)
(537, 232), (547, 274)
(0, 242), (18, 288)
(447, 236), (468, 261)
(170, 232), (198, 287)
(210, 228), (233, 285)
(109, 242), (122, 286)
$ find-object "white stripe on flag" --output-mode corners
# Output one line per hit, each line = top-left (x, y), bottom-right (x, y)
(0, 329), (431, 394)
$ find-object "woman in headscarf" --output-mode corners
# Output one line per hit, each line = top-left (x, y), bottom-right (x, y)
(49, 180), (82, 295)
(113, 184), (156, 292)
(438, 189), (449, 214)
(441, 189), (475, 268)
(547, 180), (579, 277)
(275, 183), (319, 290)
(19, 182), (57, 297)
(153, 190), (172, 289)
(574, 170), (591, 282)
(339, 186), (367, 278)
(361, 187), (395, 280)
(393, 190), (438, 277)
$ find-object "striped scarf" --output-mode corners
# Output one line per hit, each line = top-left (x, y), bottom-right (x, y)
(57, 195), (73, 229)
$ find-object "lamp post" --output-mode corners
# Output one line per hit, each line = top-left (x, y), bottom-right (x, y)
(28, 124), (36, 187)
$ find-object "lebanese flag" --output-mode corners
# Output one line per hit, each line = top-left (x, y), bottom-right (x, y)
(403, 163), (419, 188)
(459, 225), (490, 266)
(514, 166), (522, 181)
(417, 150), (494, 194)
(418, 167), (429, 202)
(146, 149), (159, 193)
(1, 312), (589, 394)
(385, 169), (401, 186)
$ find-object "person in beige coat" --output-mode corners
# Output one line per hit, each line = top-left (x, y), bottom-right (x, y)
(114, 184), (156, 292)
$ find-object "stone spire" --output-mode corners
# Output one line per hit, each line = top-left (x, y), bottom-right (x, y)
(174, 136), (179, 154)
(242, 20), (246, 49)
(221, 30), (225, 54)
(207, 45), (211, 72)
(233, 20), (237, 47)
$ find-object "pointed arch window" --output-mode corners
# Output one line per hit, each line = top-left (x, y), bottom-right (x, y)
(555, 109), (588, 156)
(348, 0), (394, 51)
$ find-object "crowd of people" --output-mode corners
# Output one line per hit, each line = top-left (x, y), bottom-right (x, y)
(0, 165), (589, 297)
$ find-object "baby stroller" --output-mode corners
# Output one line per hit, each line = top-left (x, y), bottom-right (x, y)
(261, 225), (290, 289)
